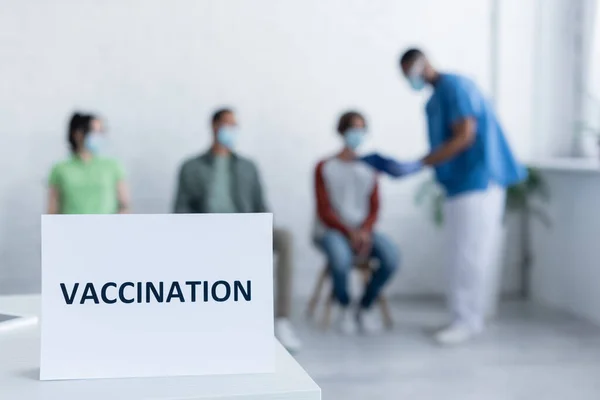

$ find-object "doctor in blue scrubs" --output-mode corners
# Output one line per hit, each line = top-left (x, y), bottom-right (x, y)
(363, 48), (526, 345)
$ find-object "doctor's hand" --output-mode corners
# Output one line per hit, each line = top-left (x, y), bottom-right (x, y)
(361, 153), (423, 178)
(391, 160), (423, 176)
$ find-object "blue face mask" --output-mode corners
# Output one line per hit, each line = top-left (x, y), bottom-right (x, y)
(344, 128), (366, 151)
(217, 125), (238, 150)
(84, 132), (104, 154)
(406, 58), (427, 91)
(408, 76), (426, 91)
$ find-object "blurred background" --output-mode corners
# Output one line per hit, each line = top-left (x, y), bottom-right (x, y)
(2, 0), (600, 398)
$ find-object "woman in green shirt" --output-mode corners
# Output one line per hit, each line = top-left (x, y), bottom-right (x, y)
(47, 112), (130, 214)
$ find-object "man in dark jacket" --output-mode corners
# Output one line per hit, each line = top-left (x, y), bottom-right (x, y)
(173, 108), (301, 352)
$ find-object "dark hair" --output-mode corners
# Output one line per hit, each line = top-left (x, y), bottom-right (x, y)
(211, 108), (234, 125)
(337, 111), (366, 135)
(67, 112), (96, 152)
(400, 48), (424, 66)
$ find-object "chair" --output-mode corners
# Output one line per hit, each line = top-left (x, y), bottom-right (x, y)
(306, 259), (393, 330)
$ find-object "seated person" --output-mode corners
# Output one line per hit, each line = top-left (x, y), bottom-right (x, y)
(173, 108), (301, 352)
(314, 111), (399, 334)
(48, 112), (130, 215)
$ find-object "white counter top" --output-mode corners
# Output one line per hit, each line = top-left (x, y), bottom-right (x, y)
(0, 295), (321, 400)
(529, 157), (600, 173)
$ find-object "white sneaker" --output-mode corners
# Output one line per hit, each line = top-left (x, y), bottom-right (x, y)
(356, 307), (383, 335)
(434, 323), (481, 345)
(275, 318), (302, 353)
(337, 308), (357, 335)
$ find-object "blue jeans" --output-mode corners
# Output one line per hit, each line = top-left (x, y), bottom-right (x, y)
(317, 230), (400, 309)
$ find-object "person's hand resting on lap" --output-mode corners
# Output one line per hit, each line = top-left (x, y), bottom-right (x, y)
(349, 229), (372, 258)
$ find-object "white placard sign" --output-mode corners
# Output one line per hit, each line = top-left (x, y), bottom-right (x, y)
(40, 213), (274, 381)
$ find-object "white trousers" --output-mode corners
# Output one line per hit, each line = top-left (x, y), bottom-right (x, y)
(444, 184), (506, 331)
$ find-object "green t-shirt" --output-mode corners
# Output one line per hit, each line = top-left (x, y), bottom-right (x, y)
(206, 155), (237, 213)
(49, 156), (125, 214)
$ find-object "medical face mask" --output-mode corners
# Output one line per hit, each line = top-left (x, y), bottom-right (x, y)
(344, 128), (366, 151)
(217, 125), (238, 150)
(83, 132), (104, 154)
(407, 58), (426, 91)
(408, 76), (426, 91)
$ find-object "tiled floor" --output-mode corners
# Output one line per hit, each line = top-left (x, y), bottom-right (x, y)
(293, 300), (600, 399)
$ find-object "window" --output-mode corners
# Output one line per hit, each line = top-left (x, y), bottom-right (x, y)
(581, 0), (600, 133)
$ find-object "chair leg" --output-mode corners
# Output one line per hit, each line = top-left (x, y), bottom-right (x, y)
(359, 265), (371, 285)
(378, 296), (393, 329)
(321, 291), (334, 330)
(306, 265), (329, 320)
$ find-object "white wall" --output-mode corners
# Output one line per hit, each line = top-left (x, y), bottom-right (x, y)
(529, 1), (600, 327)
(494, 0), (539, 292)
(496, 0), (537, 162)
(531, 171), (600, 326)
(492, 0), (590, 307)
(1, 0), (498, 298)
(580, 0), (600, 132)
(495, 0), (583, 160)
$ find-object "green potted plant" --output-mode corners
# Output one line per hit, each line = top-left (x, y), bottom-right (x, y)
(414, 167), (551, 300)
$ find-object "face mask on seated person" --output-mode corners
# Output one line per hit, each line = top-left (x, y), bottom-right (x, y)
(84, 132), (105, 154)
(217, 125), (238, 150)
(344, 128), (367, 151)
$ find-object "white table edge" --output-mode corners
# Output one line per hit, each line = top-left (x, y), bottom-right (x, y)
(0, 294), (321, 400)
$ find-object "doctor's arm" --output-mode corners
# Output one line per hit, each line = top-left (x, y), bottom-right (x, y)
(421, 117), (476, 167)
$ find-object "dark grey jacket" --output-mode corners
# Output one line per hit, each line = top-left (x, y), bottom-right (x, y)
(173, 150), (267, 213)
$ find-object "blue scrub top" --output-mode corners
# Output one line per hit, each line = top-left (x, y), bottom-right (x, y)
(426, 73), (526, 197)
